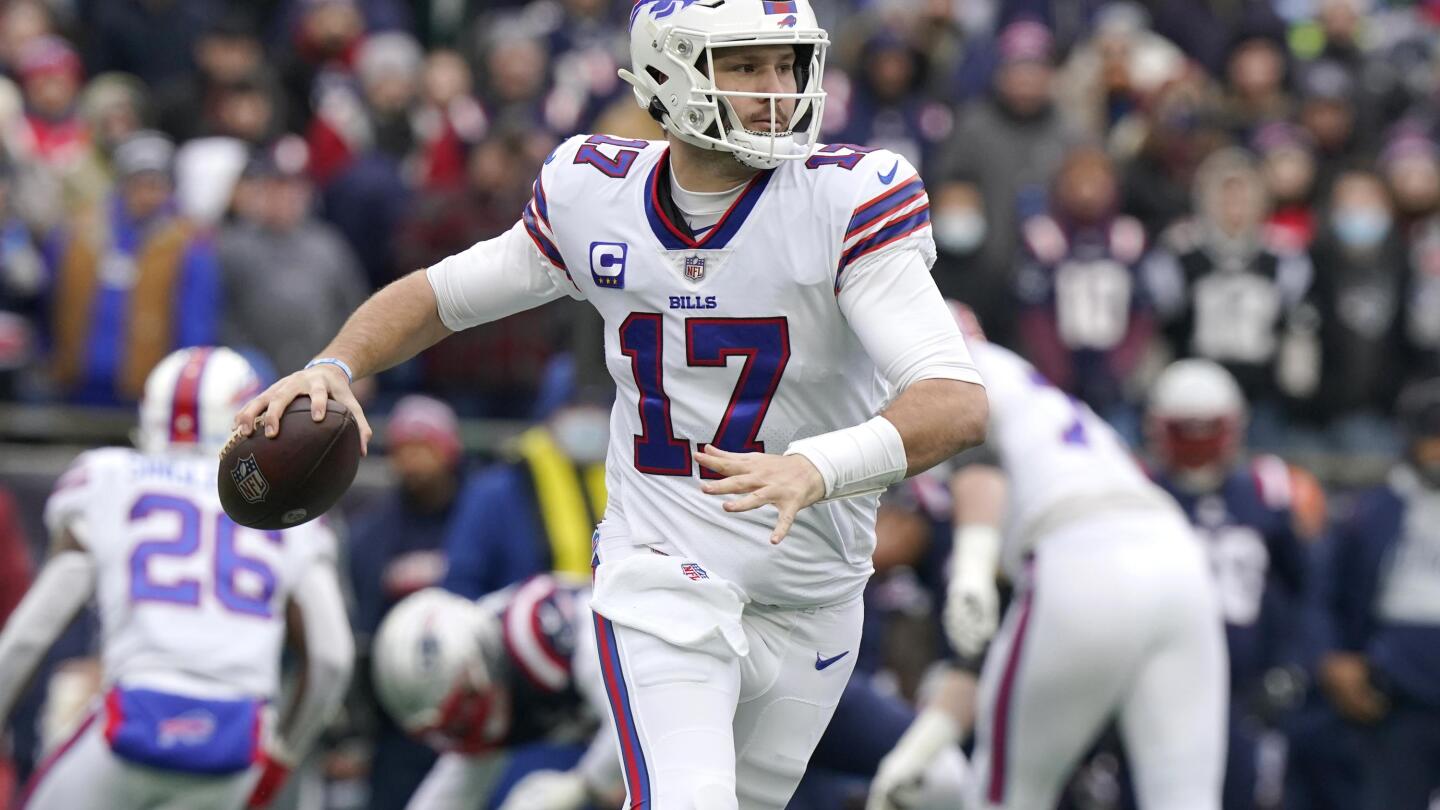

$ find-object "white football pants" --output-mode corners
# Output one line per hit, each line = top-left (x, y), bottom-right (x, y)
(19, 709), (256, 810)
(589, 537), (862, 810)
(967, 508), (1228, 810)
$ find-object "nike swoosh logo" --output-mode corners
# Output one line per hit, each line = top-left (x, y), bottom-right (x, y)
(815, 651), (849, 671)
(877, 160), (899, 184)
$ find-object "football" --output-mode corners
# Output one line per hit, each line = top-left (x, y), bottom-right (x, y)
(218, 396), (361, 530)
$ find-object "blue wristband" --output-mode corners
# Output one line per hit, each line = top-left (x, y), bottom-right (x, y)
(304, 357), (354, 383)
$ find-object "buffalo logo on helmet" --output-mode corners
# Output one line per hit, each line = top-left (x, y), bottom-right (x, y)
(230, 454), (270, 504)
(684, 254), (706, 281)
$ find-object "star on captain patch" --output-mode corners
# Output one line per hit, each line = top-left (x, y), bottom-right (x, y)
(684, 254), (706, 281)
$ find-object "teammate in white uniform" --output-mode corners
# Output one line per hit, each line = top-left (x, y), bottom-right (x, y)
(233, 2), (988, 807)
(0, 347), (354, 810)
(872, 323), (1227, 810)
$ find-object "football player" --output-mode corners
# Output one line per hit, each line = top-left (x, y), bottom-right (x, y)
(1145, 358), (1317, 810)
(871, 317), (1226, 810)
(0, 347), (353, 810)
(235, 0), (989, 805)
(370, 577), (620, 810)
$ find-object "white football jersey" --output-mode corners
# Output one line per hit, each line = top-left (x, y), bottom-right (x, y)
(434, 136), (979, 608)
(970, 341), (1177, 574)
(43, 448), (336, 699)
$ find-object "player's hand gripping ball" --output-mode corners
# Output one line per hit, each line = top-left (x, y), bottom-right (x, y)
(218, 396), (361, 529)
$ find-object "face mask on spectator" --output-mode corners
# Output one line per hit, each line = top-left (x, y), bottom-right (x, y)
(1332, 207), (1391, 249)
(933, 207), (986, 254)
(550, 406), (610, 464)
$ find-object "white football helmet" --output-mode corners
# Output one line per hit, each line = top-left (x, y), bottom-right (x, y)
(1146, 359), (1247, 476)
(137, 346), (262, 456)
(620, 0), (829, 170)
(372, 588), (510, 753)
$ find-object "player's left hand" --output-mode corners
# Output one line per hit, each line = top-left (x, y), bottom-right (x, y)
(497, 769), (587, 810)
(696, 445), (825, 544)
(245, 752), (292, 809)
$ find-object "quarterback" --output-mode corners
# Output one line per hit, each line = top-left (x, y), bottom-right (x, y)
(236, 0), (987, 806)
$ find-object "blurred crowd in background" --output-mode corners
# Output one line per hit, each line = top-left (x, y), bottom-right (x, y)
(1, 0), (1440, 808)
(0, 0), (1434, 445)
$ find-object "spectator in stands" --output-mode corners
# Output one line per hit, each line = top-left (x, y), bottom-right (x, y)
(1054, 2), (1186, 144)
(933, 17), (1078, 346)
(84, 0), (216, 88)
(1118, 69), (1230, 239)
(1220, 23), (1293, 143)
(348, 394), (465, 810)
(1015, 145), (1153, 430)
(443, 355), (611, 599)
(1254, 122), (1319, 253)
(412, 50), (487, 190)
(279, 0), (367, 133)
(152, 14), (272, 142)
(0, 0), (51, 76)
(1143, 148), (1314, 444)
(394, 130), (558, 414)
(477, 27), (556, 136)
(1380, 131), (1440, 379)
(0, 158), (46, 400)
(205, 72), (285, 147)
(1314, 378), (1440, 810)
(1299, 168), (1414, 451)
(219, 137), (367, 376)
(1297, 59), (1365, 198)
(17, 36), (87, 173)
(68, 73), (148, 214)
(48, 130), (219, 404)
(823, 30), (951, 171)
(929, 179), (989, 305)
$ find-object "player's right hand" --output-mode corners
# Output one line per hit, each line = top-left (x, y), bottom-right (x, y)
(233, 363), (373, 454)
(944, 572), (998, 660)
(497, 769), (587, 810)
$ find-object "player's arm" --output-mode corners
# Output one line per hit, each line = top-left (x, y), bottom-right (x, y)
(248, 560), (355, 808)
(943, 464), (1006, 664)
(0, 528), (95, 727)
(236, 199), (577, 452)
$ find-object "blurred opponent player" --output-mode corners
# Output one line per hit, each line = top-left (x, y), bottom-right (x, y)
(0, 347), (353, 810)
(871, 311), (1226, 810)
(235, 0), (988, 805)
(1146, 359), (1317, 810)
(370, 576), (966, 810)
(370, 576), (621, 810)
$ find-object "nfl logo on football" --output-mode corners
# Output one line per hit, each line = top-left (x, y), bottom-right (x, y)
(684, 254), (706, 281)
(231, 454), (270, 504)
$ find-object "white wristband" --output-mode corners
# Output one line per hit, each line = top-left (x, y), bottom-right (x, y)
(304, 357), (354, 383)
(785, 415), (907, 502)
(890, 707), (960, 766)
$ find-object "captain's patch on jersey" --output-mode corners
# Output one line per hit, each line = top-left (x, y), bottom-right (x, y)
(589, 241), (628, 288)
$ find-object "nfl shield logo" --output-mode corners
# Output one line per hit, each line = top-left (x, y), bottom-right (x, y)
(681, 562), (708, 581)
(684, 255), (706, 281)
(231, 454), (270, 504)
